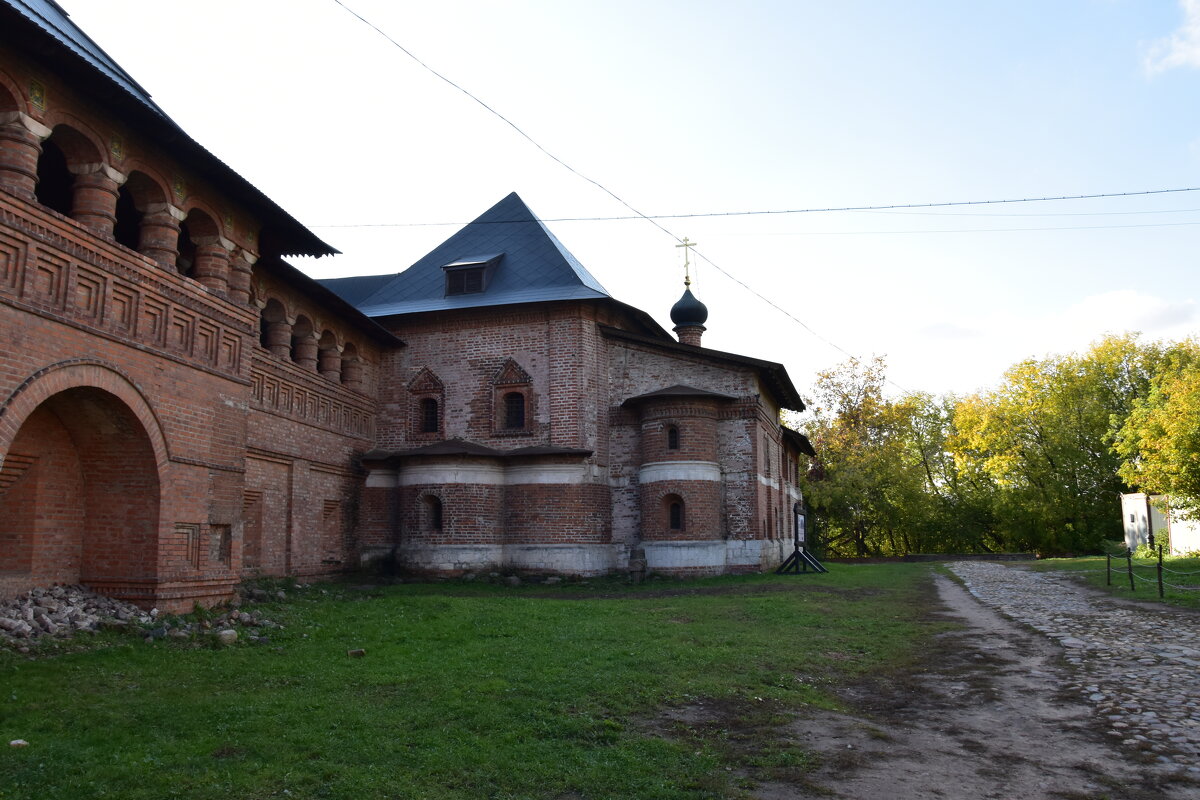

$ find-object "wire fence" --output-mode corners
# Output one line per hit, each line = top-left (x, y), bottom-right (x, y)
(1103, 548), (1200, 596)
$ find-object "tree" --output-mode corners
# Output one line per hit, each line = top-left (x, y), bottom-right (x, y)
(798, 357), (980, 556)
(950, 334), (1167, 554)
(1115, 339), (1200, 517)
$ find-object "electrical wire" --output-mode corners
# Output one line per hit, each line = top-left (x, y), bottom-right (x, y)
(330, 0), (879, 380)
(333, 0), (1182, 395)
(311, 188), (1200, 228)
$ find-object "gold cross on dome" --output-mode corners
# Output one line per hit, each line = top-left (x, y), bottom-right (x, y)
(675, 237), (697, 285)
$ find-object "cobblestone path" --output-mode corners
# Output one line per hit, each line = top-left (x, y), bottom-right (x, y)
(948, 561), (1200, 778)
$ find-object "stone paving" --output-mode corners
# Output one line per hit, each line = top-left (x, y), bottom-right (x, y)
(948, 561), (1200, 777)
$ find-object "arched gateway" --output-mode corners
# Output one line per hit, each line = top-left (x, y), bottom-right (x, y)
(0, 362), (167, 603)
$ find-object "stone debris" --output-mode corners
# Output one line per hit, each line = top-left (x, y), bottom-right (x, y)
(0, 585), (153, 640)
(948, 561), (1200, 773)
(1, 584), (285, 647)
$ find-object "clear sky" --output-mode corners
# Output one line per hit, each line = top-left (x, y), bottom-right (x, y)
(64, 1), (1200, 399)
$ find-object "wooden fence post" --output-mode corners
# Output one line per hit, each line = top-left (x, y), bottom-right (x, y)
(1127, 548), (1135, 592)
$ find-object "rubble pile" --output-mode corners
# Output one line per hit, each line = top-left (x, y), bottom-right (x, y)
(0, 585), (284, 645)
(0, 585), (153, 640)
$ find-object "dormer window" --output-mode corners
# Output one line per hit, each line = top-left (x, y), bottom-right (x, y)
(446, 268), (483, 295)
(443, 253), (503, 296)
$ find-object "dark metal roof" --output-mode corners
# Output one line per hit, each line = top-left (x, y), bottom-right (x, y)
(318, 274), (398, 308)
(2, 0), (338, 259)
(8, 0), (167, 117)
(622, 385), (737, 406)
(334, 193), (610, 317)
(600, 325), (805, 413)
(782, 427), (817, 458)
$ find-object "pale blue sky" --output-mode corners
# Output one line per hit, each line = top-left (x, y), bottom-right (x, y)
(67, 1), (1200, 398)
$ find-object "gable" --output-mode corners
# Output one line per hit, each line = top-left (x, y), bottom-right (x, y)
(491, 358), (532, 386)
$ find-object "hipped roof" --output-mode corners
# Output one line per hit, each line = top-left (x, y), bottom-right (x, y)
(324, 193), (610, 317)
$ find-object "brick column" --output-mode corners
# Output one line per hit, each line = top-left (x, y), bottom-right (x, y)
(69, 162), (126, 236)
(319, 344), (343, 381)
(138, 202), (185, 270)
(293, 332), (318, 371)
(0, 112), (51, 199)
(228, 248), (255, 305)
(342, 357), (364, 390)
(192, 235), (232, 297)
(265, 317), (293, 358)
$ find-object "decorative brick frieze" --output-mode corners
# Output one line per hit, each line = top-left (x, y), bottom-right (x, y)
(250, 357), (375, 440)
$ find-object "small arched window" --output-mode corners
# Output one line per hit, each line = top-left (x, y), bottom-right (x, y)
(667, 425), (679, 450)
(504, 391), (526, 430)
(669, 501), (684, 530)
(420, 397), (439, 434)
(664, 493), (685, 531)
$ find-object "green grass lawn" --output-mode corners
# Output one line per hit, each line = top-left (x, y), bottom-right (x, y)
(1028, 553), (1200, 610)
(0, 565), (936, 800)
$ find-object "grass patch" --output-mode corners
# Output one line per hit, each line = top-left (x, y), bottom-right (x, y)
(0, 564), (936, 799)
(1028, 554), (1200, 610)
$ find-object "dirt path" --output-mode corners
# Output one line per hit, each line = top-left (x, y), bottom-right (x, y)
(752, 573), (1199, 800)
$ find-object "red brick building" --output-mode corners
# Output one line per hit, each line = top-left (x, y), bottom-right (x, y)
(0, 1), (811, 609)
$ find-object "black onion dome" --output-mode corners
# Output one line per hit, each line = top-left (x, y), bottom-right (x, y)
(670, 285), (709, 327)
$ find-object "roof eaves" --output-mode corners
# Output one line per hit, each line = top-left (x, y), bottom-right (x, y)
(262, 259), (404, 348)
(599, 324), (805, 412)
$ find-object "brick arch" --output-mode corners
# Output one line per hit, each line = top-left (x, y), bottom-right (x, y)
(179, 200), (223, 234)
(0, 362), (167, 600)
(0, 71), (22, 113)
(121, 167), (169, 209)
(0, 360), (170, 470)
(40, 116), (105, 166)
(118, 158), (170, 193)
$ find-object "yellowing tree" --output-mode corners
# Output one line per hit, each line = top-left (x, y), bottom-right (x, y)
(1115, 339), (1200, 517)
(952, 334), (1169, 554)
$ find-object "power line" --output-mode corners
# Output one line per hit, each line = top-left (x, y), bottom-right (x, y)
(330, 0), (1076, 395)
(744, 219), (1200, 236)
(311, 187), (1200, 228)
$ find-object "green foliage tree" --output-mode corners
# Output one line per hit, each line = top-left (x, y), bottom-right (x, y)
(951, 334), (1167, 554)
(798, 357), (989, 556)
(1114, 339), (1200, 517)
(799, 334), (1179, 557)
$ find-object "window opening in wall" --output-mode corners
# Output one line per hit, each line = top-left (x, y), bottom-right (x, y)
(113, 184), (142, 250)
(667, 425), (679, 450)
(420, 397), (439, 434)
(504, 391), (526, 430)
(669, 500), (684, 531)
(34, 138), (73, 215)
(424, 495), (443, 531)
(176, 220), (197, 277)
